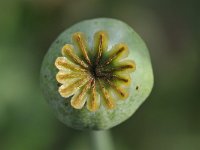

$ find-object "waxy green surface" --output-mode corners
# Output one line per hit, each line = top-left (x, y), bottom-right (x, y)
(40, 18), (154, 130)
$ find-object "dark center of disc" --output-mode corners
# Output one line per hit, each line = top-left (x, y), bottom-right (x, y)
(90, 65), (112, 80)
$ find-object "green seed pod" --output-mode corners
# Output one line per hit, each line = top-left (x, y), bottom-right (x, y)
(40, 18), (154, 130)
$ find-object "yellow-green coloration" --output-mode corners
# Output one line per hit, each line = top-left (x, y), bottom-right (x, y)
(55, 31), (136, 112)
(40, 18), (154, 130)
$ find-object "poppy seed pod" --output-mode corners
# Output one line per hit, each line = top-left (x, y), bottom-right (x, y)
(40, 18), (154, 130)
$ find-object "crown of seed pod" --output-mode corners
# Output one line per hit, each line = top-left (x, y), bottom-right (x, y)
(40, 18), (154, 130)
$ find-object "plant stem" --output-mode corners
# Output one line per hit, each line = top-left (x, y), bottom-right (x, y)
(89, 130), (115, 150)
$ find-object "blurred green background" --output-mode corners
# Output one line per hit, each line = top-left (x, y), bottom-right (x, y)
(0, 0), (199, 150)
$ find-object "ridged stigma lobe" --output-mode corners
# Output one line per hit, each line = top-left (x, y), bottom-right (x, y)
(55, 31), (136, 111)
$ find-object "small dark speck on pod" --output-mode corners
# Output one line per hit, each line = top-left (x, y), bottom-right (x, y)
(64, 102), (69, 107)
(136, 86), (139, 90)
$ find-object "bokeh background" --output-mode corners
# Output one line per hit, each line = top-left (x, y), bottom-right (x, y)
(0, 0), (199, 150)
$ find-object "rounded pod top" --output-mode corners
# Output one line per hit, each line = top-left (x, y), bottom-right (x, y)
(40, 18), (154, 130)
